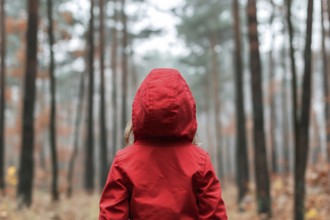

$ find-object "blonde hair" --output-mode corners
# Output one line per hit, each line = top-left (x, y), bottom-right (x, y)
(124, 120), (199, 145)
(124, 120), (134, 145)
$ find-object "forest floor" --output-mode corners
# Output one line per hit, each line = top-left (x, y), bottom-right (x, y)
(0, 167), (329, 220)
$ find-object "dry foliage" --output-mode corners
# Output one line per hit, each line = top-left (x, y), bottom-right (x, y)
(224, 166), (330, 220)
(0, 167), (329, 220)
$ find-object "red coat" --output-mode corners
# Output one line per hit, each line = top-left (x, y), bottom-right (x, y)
(99, 68), (227, 220)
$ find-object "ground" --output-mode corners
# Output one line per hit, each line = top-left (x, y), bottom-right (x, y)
(0, 170), (329, 220)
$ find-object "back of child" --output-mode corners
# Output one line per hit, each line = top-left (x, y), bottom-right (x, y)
(99, 68), (227, 220)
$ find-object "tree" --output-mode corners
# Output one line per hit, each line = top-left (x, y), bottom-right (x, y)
(286, 0), (298, 155)
(67, 51), (86, 198)
(232, 0), (249, 206)
(321, 0), (330, 164)
(17, 0), (39, 207)
(268, 0), (278, 174)
(47, 0), (59, 201)
(111, 0), (118, 161)
(246, 0), (271, 216)
(0, 0), (6, 195)
(209, 32), (223, 179)
(121, 0), (128, 147)
(67, 68), (85, 198)
(327, 0), (330, 25)
(84, 0), (95, 193)
(176, 0), (232, 177)
(294, 0), (313, 219)
(280, 14), (291, 175)
(99, 0), (108, 188)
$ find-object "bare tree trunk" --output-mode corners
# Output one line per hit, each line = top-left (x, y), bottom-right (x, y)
(17, 0), (39, 207)
(99, 0), (108, 189)
(121, 0), (128, 147)
(246, 0), (271, 216)
(269, 60), (278, 174)
(209, 33), (223, 180)
(311, 111), (321, 165)
(0, 0), (6, 195)
(111, 0), (118, 161)
(280, 25), (291, 175)
(38, 80), (47, 172)
(47, 0), (59, 201)
(327, 0), (330, 24)
(67, 62), (86, 198)
(84, 0), (95, 193)
(203, 72), (214, 154)
(232, 0), (249, 206)
(268, 0), (278, 174)
(286, 0), (299, 161)
(294, 0), (313, 219)
(321, 0), (330, 164)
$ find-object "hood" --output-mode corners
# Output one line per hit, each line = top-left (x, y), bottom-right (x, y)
(132, 68), (197, 142)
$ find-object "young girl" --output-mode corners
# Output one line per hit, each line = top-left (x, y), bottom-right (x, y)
(99, 68), (227, 220)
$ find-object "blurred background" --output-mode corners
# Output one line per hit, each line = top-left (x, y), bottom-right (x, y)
(0, 0), (329, 219)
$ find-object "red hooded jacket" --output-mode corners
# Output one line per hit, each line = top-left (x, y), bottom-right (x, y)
(99, 68), (227, 220)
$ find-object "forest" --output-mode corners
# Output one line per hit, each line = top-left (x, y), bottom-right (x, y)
(0, 0), (329, 219)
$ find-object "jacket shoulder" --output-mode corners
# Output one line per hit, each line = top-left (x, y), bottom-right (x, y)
(113, 144), (139, 164)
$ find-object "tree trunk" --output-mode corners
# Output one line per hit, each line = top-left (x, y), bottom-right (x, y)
(17, 0), (39, 207)
(268, 0), (278, 174)
(246, 0), (271, 216)
(286, 0), (299, 160)
(294, 0), (313, 219)
(209, 32), (223, 180)
(99, 0), (108, 189)
(280, 25), (291, 175)
(269, 57), (278, 174)
(38, 80), (47, 172)
(203, 72), (214, 155)
(111, 0), (118, 161)
(67, 58), (86, 198)
(311, 111), (321, 165)
(327, 0), (330, 24)
(0, 0), (6, 195)
(47, 0), (59, 201)
(121, 0), (128, 147)
(232, 0), (249, 206)
(321, 0), (330, 164)
(84, 0), (95, 193)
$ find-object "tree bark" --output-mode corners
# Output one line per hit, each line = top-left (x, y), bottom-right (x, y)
(0, 0), (6, 195)
(209, 32), (223, 180)
(84, 0), (95, 193)
(232, 0), (249, 205)
(67, 57), (86, 198)
(99, 0), (108, 189)
(47, 0), (59, 201)
(246, 0), (271, 216)
(327, 0), (330, 25)
(321, 0), (330, 164)
(268, 0), (278, 174)
(111, 0), (118, 161)
(311, 111), (321, 165)
(286, 0), (299, 160)
(17, 0), (39, 207)
(294, 0), (313, 219)
(121, 0), (128, 147)
(203, 70), (214, 155)
(280, 22), (291, 175)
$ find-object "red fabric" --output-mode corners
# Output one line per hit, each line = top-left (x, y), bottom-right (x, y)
(99, 68), (227, 220)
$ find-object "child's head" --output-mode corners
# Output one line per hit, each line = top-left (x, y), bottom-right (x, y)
(125, 68), (198, 145)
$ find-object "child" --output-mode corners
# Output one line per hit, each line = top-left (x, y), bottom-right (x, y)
(99, 68), (227, 220)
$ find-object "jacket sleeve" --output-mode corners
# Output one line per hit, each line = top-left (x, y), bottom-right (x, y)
(196, 153), (227, 220)
(99, 155), (129, 220)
